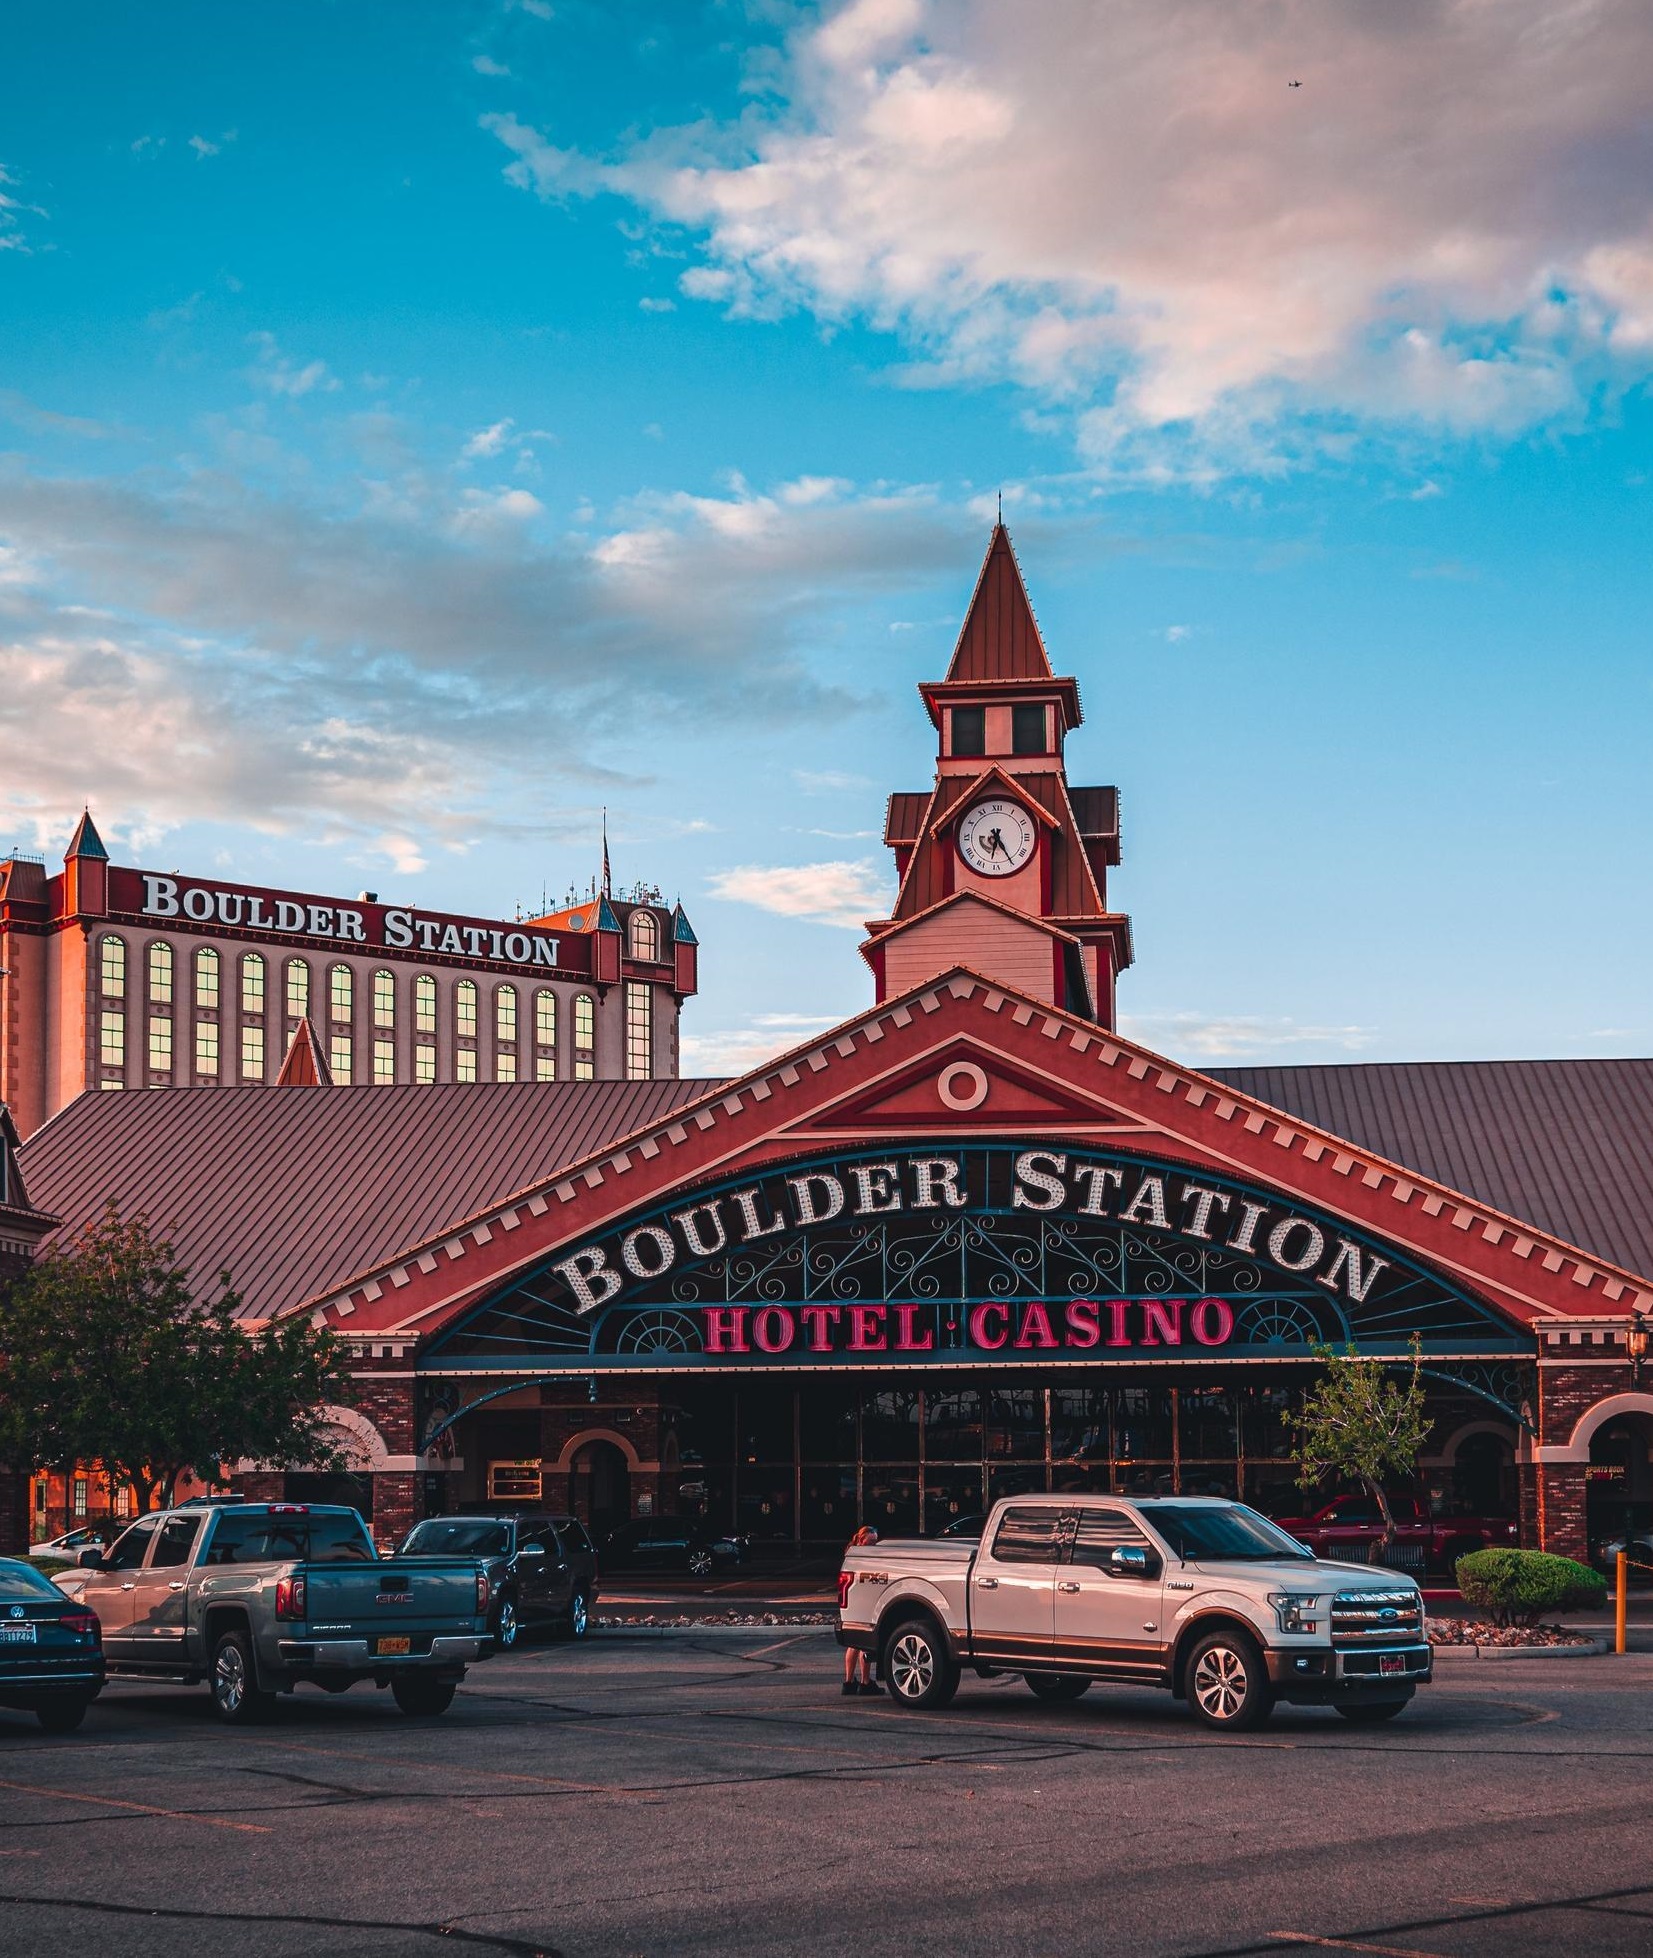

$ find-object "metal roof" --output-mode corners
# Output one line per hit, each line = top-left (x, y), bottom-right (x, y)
(1207, 1058), (1653, 1281)
(19, 1079), (720, 1321)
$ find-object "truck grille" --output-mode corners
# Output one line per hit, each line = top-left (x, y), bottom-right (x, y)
(1331, 1589), (1423, 1646)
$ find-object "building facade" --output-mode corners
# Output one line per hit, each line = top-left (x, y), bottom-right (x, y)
(0, 825), (699, 1138)
(13, 526), (1653, 1566)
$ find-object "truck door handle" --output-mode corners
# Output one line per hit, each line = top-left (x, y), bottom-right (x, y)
(120, 1581), (136, 1591)
(169, 1581), (186, 1592)
(975, 1577), (998, 1589)
(1057, 1581), (1080, 1593)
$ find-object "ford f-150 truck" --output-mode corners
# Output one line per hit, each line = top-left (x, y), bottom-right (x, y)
(57, 1500), (491, 1723)
(838, 1494), (1432, 1730)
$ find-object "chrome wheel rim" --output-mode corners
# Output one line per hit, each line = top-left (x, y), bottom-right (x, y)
(889, 1632), (934, 1700)
(688, 1551), (713, 1578)
(1192, 1645), (1247, 1722)
(497, 1600), (518, 1648)
(571, 1594), (588, 1638)
(214, 1643), (246, 1714)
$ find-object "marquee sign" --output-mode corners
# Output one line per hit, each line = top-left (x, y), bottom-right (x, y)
(423, 1144), (1532, 1372)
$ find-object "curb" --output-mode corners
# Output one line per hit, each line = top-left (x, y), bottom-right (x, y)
(592, 1623), (834, 1639)
(1429, 1637), (1609, 1661)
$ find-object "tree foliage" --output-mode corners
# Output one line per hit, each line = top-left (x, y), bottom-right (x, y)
(1292, 1337), (1433, 1547)
(0, 1206), (351, 1511)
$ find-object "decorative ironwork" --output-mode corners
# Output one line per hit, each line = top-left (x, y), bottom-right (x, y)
(1417, 1361), (1538, 1433)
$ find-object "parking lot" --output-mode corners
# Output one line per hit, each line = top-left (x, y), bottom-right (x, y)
(3, 1630), (1653, 1957)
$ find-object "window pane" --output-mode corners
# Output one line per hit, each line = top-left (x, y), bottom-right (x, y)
(1179, 1387), (1238, 1461)
(456, 979), (477, 1037)
(863, 1389), (921, 1462)
(924, 1388), (982, 1462)
(799, 1383), (858, 1461)
(495, 1049), (516, 1081)
(573, 992), (595, 1078)
(864, 1471), (919, 1537)
(150, 1516), (201, 1569)
(330, 1032), (352, 1082)
(414, 1042), (436, 1084)
(988, 1504), (1065, 1562)
(1070, 1509), (1151, 1565)
(1112, 1385), (1173, 1465)
(373, 970), (395, 1028)
(495, 985), (516, 1042)
(951, 705), (985, 756)
(195, 946), (219, 1007)
(285, 958), (309, 1019)
(373, 1036), (395, 1084)
(456, 1046), (477, 1082)
(414, 974), (437, 1033)
(629, 910), (658, 961)
(100, 934), (127, 994)
(986, 1386), (1045, 1461)
(535, 1053), (555, 1082)
(147, 941), (173, 1003)
(625, 980), (652, 1079)
(534, 989), (556, 1046)
(241, 952), (265, 1013)
(330, 965), (352, 1020)
(195, 1020), (219, 1074)
(1011, 702), (1046, 754)
(241, 1022), (265, 1081)
(99, 1008), (125, 1067)
(1050, 1386), (1110, 1468)
(147, 1016), (173, 1072)
(923, 1468), (984, 1535)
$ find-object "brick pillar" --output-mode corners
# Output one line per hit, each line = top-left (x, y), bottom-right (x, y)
(1517, 1460), (1539, 1550)
(239, 1472), (285, 1503)
(1539, 1462), (1588, 1560)
(371, 1471), (420, 1549)
(0, 1470), (27, 1556)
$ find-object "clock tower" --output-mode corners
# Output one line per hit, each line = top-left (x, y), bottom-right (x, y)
(861, 524), (1133, 1025)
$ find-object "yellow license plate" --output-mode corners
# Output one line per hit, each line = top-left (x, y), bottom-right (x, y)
(376, 1635), (412, 1656)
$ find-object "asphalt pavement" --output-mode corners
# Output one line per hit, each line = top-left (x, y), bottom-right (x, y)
(3, 1630), (1653, 1956)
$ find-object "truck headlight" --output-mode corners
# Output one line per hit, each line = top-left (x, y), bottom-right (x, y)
(1267, 1592), (1321, 1634)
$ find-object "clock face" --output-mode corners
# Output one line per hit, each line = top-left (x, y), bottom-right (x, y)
(957, 797), (1037, 877)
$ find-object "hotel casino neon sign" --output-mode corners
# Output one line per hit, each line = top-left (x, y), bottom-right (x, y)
(428, 1145), (1532, 1368)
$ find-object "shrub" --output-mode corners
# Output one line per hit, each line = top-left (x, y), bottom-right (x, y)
(1454, 1548), (1606, 1627)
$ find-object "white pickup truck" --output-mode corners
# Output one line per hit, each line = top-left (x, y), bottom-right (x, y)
(838, 1494), (1431, 1730)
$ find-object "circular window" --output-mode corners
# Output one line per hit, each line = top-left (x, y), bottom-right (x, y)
(937, 1061), (989, 1111)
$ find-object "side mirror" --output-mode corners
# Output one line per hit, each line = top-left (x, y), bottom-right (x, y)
(1109, 1545), (1150, 1578)
(517, 1543), (546, 1560)
(78, 1548), (105, 1570)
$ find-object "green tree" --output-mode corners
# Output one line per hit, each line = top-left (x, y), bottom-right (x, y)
(1292, 1337), (1433, 1553)
(0, 1206), (350, 1512)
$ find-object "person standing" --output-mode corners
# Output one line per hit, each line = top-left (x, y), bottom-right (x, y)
(843, 1525), (880, 1696)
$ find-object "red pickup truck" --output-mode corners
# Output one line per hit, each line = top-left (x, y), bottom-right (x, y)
(1269, 1492), (1518, 1574)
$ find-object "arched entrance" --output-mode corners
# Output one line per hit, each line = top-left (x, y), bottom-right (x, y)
(570, 1440), (631, 1537)
(1586, 1412), (1653, 1561)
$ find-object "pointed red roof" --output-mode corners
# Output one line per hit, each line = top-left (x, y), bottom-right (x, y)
(276, 1017), (333, 1087)
(944, 525), (1054, 684)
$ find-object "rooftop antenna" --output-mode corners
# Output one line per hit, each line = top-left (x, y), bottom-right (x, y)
(601, 807), (612, 900)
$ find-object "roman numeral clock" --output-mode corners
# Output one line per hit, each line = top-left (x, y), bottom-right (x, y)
(956, 797), (1037, 877)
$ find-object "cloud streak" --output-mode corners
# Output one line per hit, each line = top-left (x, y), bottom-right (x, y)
(707, 858), (893, 929)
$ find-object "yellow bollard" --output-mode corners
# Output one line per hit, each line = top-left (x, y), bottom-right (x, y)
(1616, 1550), (1628, 1655)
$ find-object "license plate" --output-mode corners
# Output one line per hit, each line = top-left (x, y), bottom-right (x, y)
(0, 1623), (38, 1644)
(1379, 1652), (1406, 1676)
(375, 1635), (411, 1657)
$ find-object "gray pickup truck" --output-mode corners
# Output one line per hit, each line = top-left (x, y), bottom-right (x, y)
(58, 1500), (491, 1722)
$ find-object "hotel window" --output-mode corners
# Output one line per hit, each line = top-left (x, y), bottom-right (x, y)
(285, 957), (310, 1021)
(414, 973), (437, 1034)
(72, 1477), (88, 1519)
(573, 992), (596, 1080)
(99, 932), (127, 996)
(147, 940), (173, 1003)
(241, 951), (265, 1015)
(534, 990), (557, 1081)
(330, 964), (353, 1022)
(629, 909), (659, 962)
(373, 969), (395, 1029)
(455, 979), (478, 1039)
(456, 1046), (478, 1083)
(241, 1022), (265, 1081)
(373, 1036), (395, 1084)
(951, 705), (986, 757)
(148, 1016), (173, 1074)
(414, 1043), (436, 1084)
(495, 984), (517, 1045)
(330, 1031), (353, 1083)
(625, 981), (652, 1080)
(99, 1007), (126, 1069)
(195, 945), (220, 1009)
(195, 1020), (219, 1076)
(113, 1485), (131, 1520)
(1012, 702), (1047, 755)
(495, 1050), (517, 1081)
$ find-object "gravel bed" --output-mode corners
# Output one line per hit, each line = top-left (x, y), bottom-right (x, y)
(1427, 1617), (1595, 1647)
(597, 1610), (835, 1629)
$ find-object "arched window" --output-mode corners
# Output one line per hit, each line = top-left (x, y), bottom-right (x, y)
(146, 941), (173, 1003)
(329, 964), (352, 1022)
(573, 992), (596, 1080)
(194, 945), (220, 1009)
(241, 952), (265, 1015)
(414, 973), (437, 1035)
(455, 979), (478, 1039)
(495, 984), (517, 1044)
(629, 909), (659, 962)
(534, 990), (556, 1082)
(285, 957), (310, 1021)
(99, 933), (127, 996)
(373, 970), (396, 1029)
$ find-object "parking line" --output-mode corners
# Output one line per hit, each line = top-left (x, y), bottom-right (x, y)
(0, 1775), (269, 1836)
(1269, 1935), (1446, 1957)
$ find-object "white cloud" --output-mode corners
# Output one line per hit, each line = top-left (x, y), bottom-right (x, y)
(246, 332), (341, 399)
(1162, 624), (1189, 644)
(793, 767), (871, 792)
(1119, 1012), (1377, 1061)
(681, 1012), (844, 1076)
(462, 417), (515, 460)
(708, 858), (893, 929)
(188, 135), (220, 159)
(638, 296), (676, 313)
(493, 0), (1653, 473)
(472, 55), (511, 77)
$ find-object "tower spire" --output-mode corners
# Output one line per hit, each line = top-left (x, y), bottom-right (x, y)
(601, 808), (612, 899)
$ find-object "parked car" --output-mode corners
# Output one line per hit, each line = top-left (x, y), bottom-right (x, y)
(1594, 1530), (1653, 1575)
(840, 1495), (1431, 1729)
(936, 1514), (987, 1540)
(602, 1519), (745, 1578)
(399, 1513), (598, 1649)
(29, 1527), (112, 1565)
(60, 1500), (490, 1723)
(1267, 1491), (1517, 1573)
(0, 1556), (105, 1732)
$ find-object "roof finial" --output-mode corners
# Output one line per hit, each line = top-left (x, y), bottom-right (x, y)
(997, 488), (1002, 525)
(601, 807), (612, 900)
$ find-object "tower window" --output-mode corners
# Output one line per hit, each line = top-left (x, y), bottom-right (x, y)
(950, 706), (985, 757)
(456, 979), (478, 1039)
(373, 970), (396, 1029)
(629, 909), (659, 961)
(241, 952), (265, 1015)
(99, 934), (127, 997)
(285, 958), (310, 1021)
(329, 964), (353, 1022)
(147, 941), (173, 1004)
(625, 981), (652, 1080)
(414, 973), (437, 1034)
(572, 992), (596, 1080)
(1012, 703), (1047, 755)
(195, 946), (219, 1009)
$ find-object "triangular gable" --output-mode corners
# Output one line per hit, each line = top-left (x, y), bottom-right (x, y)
(276, 1017), (333, 1086)
(943, 525), (1053, 685)
(294, 968), (1653, 1343)
(925, 763), (1061, 838)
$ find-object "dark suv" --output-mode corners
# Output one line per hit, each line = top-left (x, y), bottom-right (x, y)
(602, 1518), (745, 1579)
(399, 1513), (598, 1650)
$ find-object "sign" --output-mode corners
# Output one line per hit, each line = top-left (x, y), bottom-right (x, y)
(426, 1144), (1535, 1371)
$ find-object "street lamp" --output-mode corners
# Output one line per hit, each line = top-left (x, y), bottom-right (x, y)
(1626, 1308), (1653, 1388)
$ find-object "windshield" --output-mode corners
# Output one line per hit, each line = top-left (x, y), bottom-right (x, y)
(1139, 1502), (1313, 1563)
(402, 1520), (510, 1558)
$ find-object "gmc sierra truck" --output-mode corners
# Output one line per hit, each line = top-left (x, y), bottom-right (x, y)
(838, 1494), (1431, 1730)
(58, 1500), (491, 1723)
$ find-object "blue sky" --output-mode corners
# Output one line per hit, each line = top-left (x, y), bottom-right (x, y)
(2, 0), (1650, 1072)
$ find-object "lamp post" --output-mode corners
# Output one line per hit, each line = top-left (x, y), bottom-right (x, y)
(1627, 1308), (1653, 1389)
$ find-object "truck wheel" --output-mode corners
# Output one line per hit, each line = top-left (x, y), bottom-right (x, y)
(210, 1629), (276, 1725)
(883, 1617), (960, 1710)
(1186, 1629), (1273, 1732)
(558, 1590), (591, 1642)
(1024, 1673), (1092, 1702)
(35, 1698), (90, 1734)
(686, 1548), (715, 1579)
(1337, 1695), (1412, 1723)
(391, 1677), (457, 1717)
(493, 1595), (520, 1651)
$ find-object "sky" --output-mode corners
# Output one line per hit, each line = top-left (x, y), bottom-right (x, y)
(1, 0), (1650, 1075)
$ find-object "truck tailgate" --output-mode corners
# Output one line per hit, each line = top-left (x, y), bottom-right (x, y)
(302, 1560), (481, 1645)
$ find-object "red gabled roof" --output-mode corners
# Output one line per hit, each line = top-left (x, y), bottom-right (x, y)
(275, 1017), (332, 1086)
(943, 524), (1053, 684)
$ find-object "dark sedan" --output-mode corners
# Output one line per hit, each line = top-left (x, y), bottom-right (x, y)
(0, 1557), (104, 1732)
(602, 1519), (744, 1579)
(400, 1513), (599, 1650)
